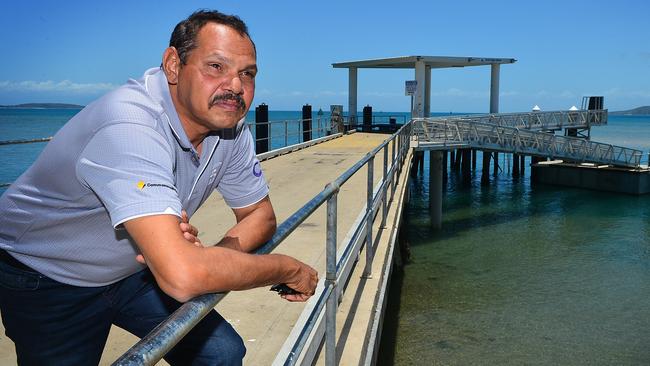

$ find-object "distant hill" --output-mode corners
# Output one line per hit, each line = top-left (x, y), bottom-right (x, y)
(610, 106), (650, 115)
(0, 103), (84, 109)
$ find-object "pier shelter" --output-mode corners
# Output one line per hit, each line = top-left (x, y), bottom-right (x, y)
(332, 55), (517, 120)
(333, 56), (516, 228)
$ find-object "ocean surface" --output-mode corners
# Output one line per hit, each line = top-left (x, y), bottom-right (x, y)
(1, 109), (649, 364)
(379, 114), (650, 365)
(0, 108), (411, 190)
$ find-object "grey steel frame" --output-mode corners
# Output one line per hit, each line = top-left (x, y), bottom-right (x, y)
(414, 117), (643, 168)
(112, 121), (413, 365)
(442, 109), (608, 130)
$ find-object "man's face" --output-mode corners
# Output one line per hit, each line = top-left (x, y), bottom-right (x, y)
(170, 22), (257, 135)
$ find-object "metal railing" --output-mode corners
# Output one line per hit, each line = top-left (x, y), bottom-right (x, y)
(414, 118), (644, 168)
(424, 109), (607, 131)
(0, 137), (54, 188)
(112, 120), (413, 365)
(246, 117), (329, 150)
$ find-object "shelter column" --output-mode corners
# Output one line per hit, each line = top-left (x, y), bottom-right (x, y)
(489, 64), (500, 177)
(349, 67), (358, 127)
(490, 64), (500, 113)
(424, 66), (431, 117)
(414, 59), (426, 118)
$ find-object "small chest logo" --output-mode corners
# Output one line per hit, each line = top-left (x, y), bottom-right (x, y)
(252, 162), (262, 177)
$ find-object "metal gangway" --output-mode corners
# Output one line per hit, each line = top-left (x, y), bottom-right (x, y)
(414, 111), (643, 168)
(448, 109), (607, 131)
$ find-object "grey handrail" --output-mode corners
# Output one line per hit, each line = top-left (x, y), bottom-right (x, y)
(113, 120), (414, 365)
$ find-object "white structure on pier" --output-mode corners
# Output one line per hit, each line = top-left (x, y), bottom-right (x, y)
(332, 55), (517, 119)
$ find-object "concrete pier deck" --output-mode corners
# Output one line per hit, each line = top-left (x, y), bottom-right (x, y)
(0, 132), (411, 365)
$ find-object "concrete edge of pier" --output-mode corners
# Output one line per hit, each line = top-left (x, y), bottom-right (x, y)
(532, 160), (650, 194)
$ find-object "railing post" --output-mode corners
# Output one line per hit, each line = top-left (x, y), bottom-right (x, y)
(284, 120), (288, 147)
(391, 138), (397, 198)
(318, 116), (322, 138)
(302, 104), (312, 142)
(363, 157), (374, 278)
(325, 191), (338, 366)
(255, 103), (269, 153)
(381, 145), (388, 228)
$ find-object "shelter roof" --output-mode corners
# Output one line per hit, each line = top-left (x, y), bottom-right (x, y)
(332, 56), (516, 69)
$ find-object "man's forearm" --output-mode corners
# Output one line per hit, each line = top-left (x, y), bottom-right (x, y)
(216, 197), (276, 252)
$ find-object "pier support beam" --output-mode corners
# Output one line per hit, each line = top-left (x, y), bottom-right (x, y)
(472, 150), (477, 170)
(450, 150), (456, 171)
(493, 152), (499, 176)
(481, 150), (490, 184)
(520, 155), (526, 176)
(461, 149), (471, 179)
(443, 150), (448, 183)
(429, 150), (443, 229)
(531, 156), (541, 181)
(513, 154), (520, 177)
(453, 149), (461, 172)
(348, 67), (358, 127)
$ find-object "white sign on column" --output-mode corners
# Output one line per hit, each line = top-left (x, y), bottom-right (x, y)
(405, 80), (417, 96)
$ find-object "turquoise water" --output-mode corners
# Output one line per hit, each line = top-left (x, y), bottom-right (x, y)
(0, 109), (411, 189)
(2, 110), (650, 364)
(380, 116), (650, 365)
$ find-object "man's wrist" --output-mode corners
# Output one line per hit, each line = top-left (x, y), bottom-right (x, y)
(216, 236), (244, 251)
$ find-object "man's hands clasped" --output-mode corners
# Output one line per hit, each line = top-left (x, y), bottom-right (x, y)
(136, 210), (318, 302)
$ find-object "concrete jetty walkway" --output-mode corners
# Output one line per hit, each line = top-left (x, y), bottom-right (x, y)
(0, 131), (412, 365)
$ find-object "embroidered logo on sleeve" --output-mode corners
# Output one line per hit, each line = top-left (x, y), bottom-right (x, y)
(137, 180), (177, 192)
(252, 162), (262, 177)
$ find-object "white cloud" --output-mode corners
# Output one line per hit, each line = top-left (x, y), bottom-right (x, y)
(0, 80), (117, 93)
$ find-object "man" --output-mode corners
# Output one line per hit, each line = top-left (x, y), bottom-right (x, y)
(0, 10), (318, 365)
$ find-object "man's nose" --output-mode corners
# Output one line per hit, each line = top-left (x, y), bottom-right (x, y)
(224, 74), (243, 95)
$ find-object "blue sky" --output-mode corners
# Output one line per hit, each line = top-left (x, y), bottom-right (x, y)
(1, 0), (648, 113)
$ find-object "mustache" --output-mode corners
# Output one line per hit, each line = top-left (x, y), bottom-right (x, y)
(209, 92), (246, 110)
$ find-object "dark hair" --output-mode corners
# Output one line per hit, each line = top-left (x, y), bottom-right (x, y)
(169, 10), (254, 64)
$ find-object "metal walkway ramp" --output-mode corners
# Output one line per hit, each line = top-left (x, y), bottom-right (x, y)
(414, 111), (643, 168)
(434, 109), (607, 131)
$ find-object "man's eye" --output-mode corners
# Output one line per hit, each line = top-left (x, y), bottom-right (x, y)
(210, 63), (222, 70)
(241, 71), (255, 79)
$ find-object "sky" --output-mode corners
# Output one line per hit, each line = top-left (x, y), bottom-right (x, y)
(1, 0), (648, 113)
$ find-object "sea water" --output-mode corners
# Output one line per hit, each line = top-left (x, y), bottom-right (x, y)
(379, 115), (650, 365)
(2, 110), (649, 364)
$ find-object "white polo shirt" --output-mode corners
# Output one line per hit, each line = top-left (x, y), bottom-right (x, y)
(0, 68), (268, 286)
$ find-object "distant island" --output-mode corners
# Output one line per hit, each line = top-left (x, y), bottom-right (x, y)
(0, 103), (84, 109)
(610, 106), (650, 115)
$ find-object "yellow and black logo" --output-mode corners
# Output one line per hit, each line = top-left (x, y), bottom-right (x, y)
(137, 180), (176, 192)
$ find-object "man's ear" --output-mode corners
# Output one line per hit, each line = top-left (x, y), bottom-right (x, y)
(162, 47), (180, 85)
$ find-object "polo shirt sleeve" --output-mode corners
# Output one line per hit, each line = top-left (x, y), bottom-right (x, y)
(217, 127), (269, 209)
(76, 123), (182, 228)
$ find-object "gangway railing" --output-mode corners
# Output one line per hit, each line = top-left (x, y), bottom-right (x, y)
(426, 109), (607, 131)
(414, 118), (643, 168)
(112, 121), (414, 365)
